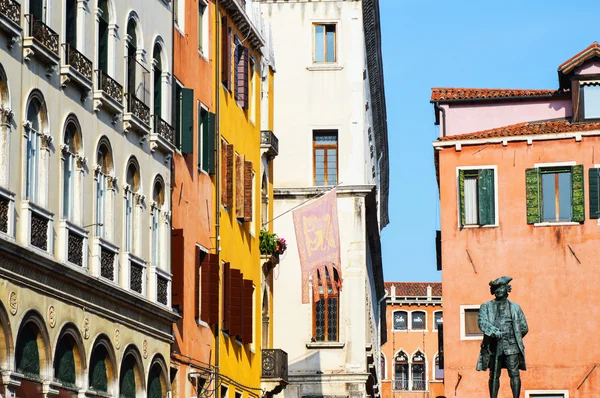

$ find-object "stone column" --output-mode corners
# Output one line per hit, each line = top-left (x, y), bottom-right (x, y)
(39, 132), (52, 209)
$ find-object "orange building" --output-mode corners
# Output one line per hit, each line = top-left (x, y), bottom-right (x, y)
(381, 283), (444, 398)
(432, 43), (600, 398)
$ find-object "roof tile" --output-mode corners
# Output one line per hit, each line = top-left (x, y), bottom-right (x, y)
(438, 119), (600, 142)
(384, 282), (442, 297)
(431, 87), (566, 102)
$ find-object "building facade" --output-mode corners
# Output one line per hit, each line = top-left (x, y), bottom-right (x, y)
(258, 0), (389, 397)
(433, 43), (600, 398)
(380, 283), (443, 398)
(0, 0), (176, 396)
(170, 0), (284, 397)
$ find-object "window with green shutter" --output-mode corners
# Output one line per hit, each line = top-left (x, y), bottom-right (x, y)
(526, 165), (584, 224)
(147, 364), (163, 398)
(458, 168), (496, 227)
(589, 168), (599, 219)
(181, 88), (194, 154)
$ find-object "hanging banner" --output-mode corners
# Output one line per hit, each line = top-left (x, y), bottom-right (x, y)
(293, 188), (342, 304)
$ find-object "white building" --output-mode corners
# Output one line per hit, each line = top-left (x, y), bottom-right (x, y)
(258, 0), (389, 397)
(0, 0), (176, 396)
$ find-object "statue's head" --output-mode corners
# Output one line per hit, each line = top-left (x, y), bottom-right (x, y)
(489, 276), (512, 298)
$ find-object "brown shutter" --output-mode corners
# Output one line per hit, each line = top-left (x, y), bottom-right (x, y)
(242, 47), (249, 109)
(225, 144), (234, 209)
(244, 161), (253, 222)
(236, 154), (245, 219)
(222, 262), (231, 331)
(221, 17), (230, 90)
(230, 269), (242, 336)
(171, 229), (184, 310)
(201, 253), (219, 324)
(242, 279), (254, 344)
(221, 141), (227, 205)
(195, 246), (201, 321)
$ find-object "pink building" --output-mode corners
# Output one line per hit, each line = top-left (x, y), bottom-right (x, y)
(433, 43), (600, 398)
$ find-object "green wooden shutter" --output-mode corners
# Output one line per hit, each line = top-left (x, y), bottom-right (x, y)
(571, 165), (585, 223)
(478, 169), (495, 225)
(30, 0), (43, 20)
(119, 356), (136, 398)
(16, 325), (40, 376)
(66, 0), (77, 49)
(148, 366), (162, 398)
(202, 112), (216, 174)
(526, 168), (541, 224)
(89, 346), (108, 393)
(458, 169), (465, 227)
(181, 88), (194, 154)
(55, 337), (76, 385)
(589, 168), (599, 219)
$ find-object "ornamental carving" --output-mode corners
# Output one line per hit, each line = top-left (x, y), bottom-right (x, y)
(114, 328), (120, 349)
(0, 197), (9, 234)
(48, 305), (56, 328)
(100, 248), (115, 281)
(83, 317), (90, 339)
(130, 262), (143, 294)
(142, 340), (148, 359)
(65, 45), (93, 81)
(67, 231), (84, 266)
(30, 213), (48, 251)
(98, 71), (123, 104)
(157, 276), (168, 305)
(8, 291), (17, 315)
(0, 0), (20, 26)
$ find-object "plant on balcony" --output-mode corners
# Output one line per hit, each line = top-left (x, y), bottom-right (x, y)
(260, 230), (287, 256)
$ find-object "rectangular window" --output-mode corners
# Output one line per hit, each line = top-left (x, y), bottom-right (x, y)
(221, 17), (231, 90)
(63, 153), (74, 219)
(96, 173), (106, 237)
(411, 311), (426, 330)
(581, 83), (600, 119)
(526, 392), (568, 398)
(151, 209), (160, 266)
(393, 311), (407, 331)
(173, 80), (183, 150)
(174, 0), (184, 32)
(197, 105), (209, 171)
(124, 190), (133, 252)
(434, 311), (443, 331)
(460, 306), (483, 340)
(314, 23), (336, 63)
(526, 165), (584, 224)
(198, 2), (207, 54)
(434, 356), (444, 380)
(458, 167), (496, 227)
(313, 270), (339, 342)
(220, 386), (228, 398)
(313, 130), (338, 186)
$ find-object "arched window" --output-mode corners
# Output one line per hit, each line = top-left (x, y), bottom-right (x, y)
(65, 0), (77, 49)
(62, 119), (83, 222)
(147, 362), (165, 398)
(151, 177), (164, 268)
(25, 94), (49, 205)
(89, 336), (116, 395)
(53, 327), (84, 390)
(313, 267), (339, 342)
(95, 139), (114, 240)
(29, 0), (46, 22)
(411, 351), (426, 391)
(119, 349), (143, 398)
(97, 0), (109, 74)
(124, 160), (140, 253)
(394, 351), (408, 391)
(126, 18), (137, 98)
(411, 311), (426, 330)
(153, 43), (162, 120)
(261, 172), (268, 226)
(381, 354), (386, 380)
(393, 311), (408, 331)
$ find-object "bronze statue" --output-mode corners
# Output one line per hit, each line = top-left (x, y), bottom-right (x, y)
(476, 276), (528, 398)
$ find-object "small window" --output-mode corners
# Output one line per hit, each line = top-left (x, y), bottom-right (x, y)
(393, 311), (407, 331)
(313, 130), (338, 186)
(313, 268), (339, 342)
(174, 0), (184, 32)
(434, 355), (444, 380)
(461, 306), (483, 339)
(173, 80), (183, 149)
(394, 351), (408, 391)
(526, 165), (584, 224)
(313, 23), (336, 63)
(198, 2), (208, 55)
(527, 394), (566, 398)
(458, 168), (496, 227)
(411, 311), (426, 330)
(581, 82), (600, 119)
(434, 311), (443, 331)
(411, 351), (426, 391)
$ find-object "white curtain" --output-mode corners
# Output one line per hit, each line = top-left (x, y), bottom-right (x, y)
(464, 176), (478, 225)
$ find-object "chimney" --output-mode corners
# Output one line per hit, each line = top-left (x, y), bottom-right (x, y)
(427, 285), (432, 300)
(390, 285), (396, 299)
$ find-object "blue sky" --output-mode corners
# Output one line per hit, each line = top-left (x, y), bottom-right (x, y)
(379, 0), (600, 282)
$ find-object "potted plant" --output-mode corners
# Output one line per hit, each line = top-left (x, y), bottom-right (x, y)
(260, 230), (287, 257)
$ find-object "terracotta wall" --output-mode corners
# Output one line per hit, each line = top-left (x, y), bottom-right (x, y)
(439, 137), (600, 397)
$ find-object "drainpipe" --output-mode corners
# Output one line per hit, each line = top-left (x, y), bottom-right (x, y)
(214, 0), (221, 397)
(434, 101), (446, 137)
(376, 291), (389, 397)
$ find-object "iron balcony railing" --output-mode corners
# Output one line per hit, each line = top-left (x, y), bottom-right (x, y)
(62, 43), (92, 81)
(0, 0), (20, 26)
(125, 93), (150, 126)
(393, 379), (408, 391)
(261, 349), (288, 381)
(412, 379), (426, 391)
(96, 70), (123, 105)
(260, 130), (279, 156)
(153, 116), (175, 145)
(25, 14), (59, 55)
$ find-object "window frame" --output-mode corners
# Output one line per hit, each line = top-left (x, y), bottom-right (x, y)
(312, 270), (340, 342)
(174, 0), (185, 33)
(410, 350), (427, 391)
(173, 78), (184, 151)
(433, 353), (444, 381)
(197, 102), (209, 173)
(312, 22), (337, 63)
(392, 310), (408, 331)
(579, 81), (600, 121)
(433, 310), (443, 331)
(456, 165), (498, 228)
(197, 0), (209, 57)
(525, 391), (568, 398)
(460, 305), (483, 341)
(531, 161), (580, 227)
(312, 129), (338, 187)
(393, 350), (409, 391)
(410, 310), (427, 332)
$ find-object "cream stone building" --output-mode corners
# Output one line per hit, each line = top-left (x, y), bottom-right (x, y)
(0, 0), (176, 396)
(258, 0), (389, 397)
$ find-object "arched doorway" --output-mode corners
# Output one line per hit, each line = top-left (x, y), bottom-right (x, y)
(15, 312), (50, 397)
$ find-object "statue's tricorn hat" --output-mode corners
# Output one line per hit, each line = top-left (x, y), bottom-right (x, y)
(489, 276), (513, 288)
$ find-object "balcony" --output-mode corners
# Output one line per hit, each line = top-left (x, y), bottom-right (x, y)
(154, 268), (171, 306)
(60, 44), (93, 96)
(150, 116), (176, 154)
(20, 201), (54, 256)
(122, 252), (146, 296)
(393, 379), (408, 391)
(23, 15), (60, 72)
(261, 349), (288, 394)
(58, 220), (89, 269)
(93, 70), (123, 120)
(123, 93), (151, 135)
(0, 186), (15, 239)
(91, 236), (119, 283)
(260, 130), (279, 158)
(0, 0), (22, 47)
